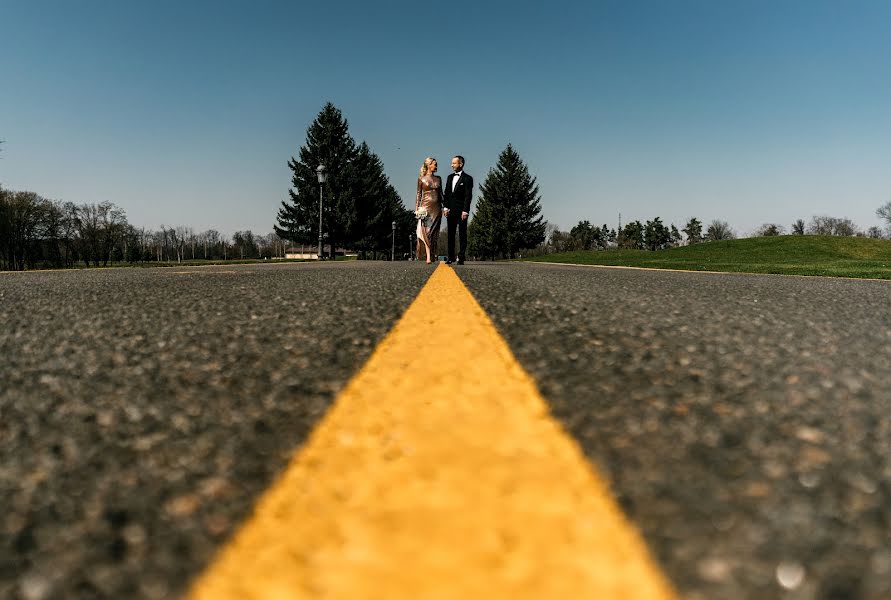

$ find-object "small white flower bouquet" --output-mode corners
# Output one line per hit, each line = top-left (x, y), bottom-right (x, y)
(415, 207), (429, 223)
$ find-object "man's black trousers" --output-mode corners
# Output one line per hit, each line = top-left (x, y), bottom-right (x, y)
(447, 214), (467, 262)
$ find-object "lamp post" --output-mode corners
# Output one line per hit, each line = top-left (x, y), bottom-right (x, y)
(316, 164), (327, 259)
(391, 221), (396, 261)
(408, 232), (412, 261)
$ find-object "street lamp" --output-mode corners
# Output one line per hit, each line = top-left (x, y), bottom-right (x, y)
(316, 164), (327, 260)
(408, 232), (413, 261)
(391, 221), (396, 261)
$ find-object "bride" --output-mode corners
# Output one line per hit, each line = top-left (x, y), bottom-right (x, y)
(415, 157), (443, 264)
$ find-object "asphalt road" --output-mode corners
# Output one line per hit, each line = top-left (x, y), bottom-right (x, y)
(457, 263), (891, 600)
(1, 262), (431, 600)
(2, 261), (891, 599)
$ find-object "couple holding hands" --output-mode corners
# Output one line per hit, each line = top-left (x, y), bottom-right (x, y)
(415, 155), (473, 265)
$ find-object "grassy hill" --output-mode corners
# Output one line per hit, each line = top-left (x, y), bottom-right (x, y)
(523, 236), (891, 279)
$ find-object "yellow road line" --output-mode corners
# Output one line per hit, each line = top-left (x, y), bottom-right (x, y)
(187, 263), (676, 599)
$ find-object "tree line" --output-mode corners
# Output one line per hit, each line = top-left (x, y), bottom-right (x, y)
(7, 121), (891, 269)
(530, 212), (891, 256)
(532, 217), (732, 254)
(0, 186), (285, 271)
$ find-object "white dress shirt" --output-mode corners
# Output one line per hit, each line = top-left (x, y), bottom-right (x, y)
(451, 171), (463, 192)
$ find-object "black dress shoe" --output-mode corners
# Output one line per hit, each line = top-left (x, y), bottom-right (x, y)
(445, 260), (453, 265)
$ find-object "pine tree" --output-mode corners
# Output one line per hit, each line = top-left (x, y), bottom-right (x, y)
(570, 220), (596, 250)
(603, 224), (617, 247)
(349, 143), (391, 258)
(644, 217), (670, 250)
(348, 142), (413, 259)
(275, 103), (357, 259)
(683, 217), (703, 245)
(620, 220), (645, 249)
(469, 144), (546, 259)
(670, 224), (682, 246)
(467, 194), (497, 260)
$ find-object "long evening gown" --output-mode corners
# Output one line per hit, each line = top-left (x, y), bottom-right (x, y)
(415, 175), (443, 260)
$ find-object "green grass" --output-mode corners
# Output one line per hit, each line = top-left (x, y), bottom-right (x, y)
(523, 236), (891, 280)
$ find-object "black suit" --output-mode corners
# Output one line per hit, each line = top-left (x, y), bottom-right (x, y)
(443, 171), (473, 262)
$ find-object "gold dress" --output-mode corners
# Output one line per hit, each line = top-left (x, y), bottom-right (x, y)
(415, 175), (443, 259)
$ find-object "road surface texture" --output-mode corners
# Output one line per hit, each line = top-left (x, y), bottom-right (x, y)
(457, 262), (891, 600)
(1, 262), (431, 599)
(2, 261), (890, 599)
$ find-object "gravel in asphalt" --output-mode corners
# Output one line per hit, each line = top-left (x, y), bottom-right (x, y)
(0, 262), (433, 600)
(5, 260), (891, 600)
(457, 263), (891, 600)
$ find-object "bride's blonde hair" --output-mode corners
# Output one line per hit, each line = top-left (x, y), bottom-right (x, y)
(419, 157), (436, 177)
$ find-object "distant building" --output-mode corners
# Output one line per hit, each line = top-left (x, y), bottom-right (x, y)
(284, 248), (319, 259)
(284, 247), (357, 259)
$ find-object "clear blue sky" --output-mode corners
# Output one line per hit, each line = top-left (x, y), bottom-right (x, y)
(2, 0), (890, 237)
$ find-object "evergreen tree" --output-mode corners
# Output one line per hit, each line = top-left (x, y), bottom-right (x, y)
(620, 220), (645, 249)
(276, 103), (357, 259)
(570, 220), (596, 250)
(644, 217), (671, 250)
(670, 224), (682, 247)
(348, 142), (416, 259)
(349, 142), (396, 258)
(467, 195), (497, 259)
(469, 144), (546, 259)
(595, 223), (609, 249)
(592, 225), (607, 249)
(604, 224), (617, 247)
(683, 217), (703, 245)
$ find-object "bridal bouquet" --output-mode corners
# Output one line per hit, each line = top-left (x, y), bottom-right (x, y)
(415, 207), (429, 222)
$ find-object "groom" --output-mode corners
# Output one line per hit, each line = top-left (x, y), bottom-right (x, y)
(443, 155), (473, 265)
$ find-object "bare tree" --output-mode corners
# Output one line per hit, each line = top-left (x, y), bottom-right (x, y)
(59, 202), (79, 265)
(792, 219), (806, 235)
(257, 231), (287, 258)
(155, 227), (168, 262)
(877, 201), (891, 228)
(68, 202), (128, 266)
(550, 229), (572, 252)
(0, 190), (54, 270)
(170, 227), (188, 263)
(186, 227), (196, 260)
(705, 220), (735, 241)
(99, 202), (127, 265)
(808, 216), (858, 236)
(866, 226), (885, 239)
(203, 229), (221, 259)
(74, 203), (102, 266)
(809, 216), (832, 236)
(835, 219), (857, 236)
